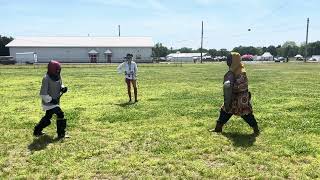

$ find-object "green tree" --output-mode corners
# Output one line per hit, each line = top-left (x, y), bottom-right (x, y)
(208, 49), (218, 57)
(282, 41), (297, 48)
(178, 47), (193, 53)
(0, 35), (14, 56)
(267, 45), (277, 56)
(308, 41), (320, 56)
(196, 48), (208, 53)
(232, 46), (259, 55)
(152, 43), (169, 58)
(262, 47), (268, 53)
(218, 49), (229, 57)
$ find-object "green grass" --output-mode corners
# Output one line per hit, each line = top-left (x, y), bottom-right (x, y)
(0, 62), (319, 179)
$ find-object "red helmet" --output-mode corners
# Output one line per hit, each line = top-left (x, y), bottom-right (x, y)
(47, 60), (61, 76)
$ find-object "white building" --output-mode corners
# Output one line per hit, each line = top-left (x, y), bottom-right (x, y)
(166, 53), (210, 62)
(6, 36), (153, 63)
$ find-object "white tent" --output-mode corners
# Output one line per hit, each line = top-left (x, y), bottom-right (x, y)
(261, 52), (273, 61)
(309, 55), (320, 61)
(166, 53), (209, 62)
(295, 54), (303, 58)
(253, 55), (262, 61)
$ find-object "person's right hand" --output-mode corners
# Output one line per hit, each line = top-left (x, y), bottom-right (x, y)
(61, 87), (68, 93)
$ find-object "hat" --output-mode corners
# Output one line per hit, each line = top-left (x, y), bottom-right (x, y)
(126, 53), (133, 58)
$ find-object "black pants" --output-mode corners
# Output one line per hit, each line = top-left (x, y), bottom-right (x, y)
(34, 107), (66, 136)
(217, 109), (258, 127)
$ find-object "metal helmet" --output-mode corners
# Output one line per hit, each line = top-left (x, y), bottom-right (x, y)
(47, 60), (61, 77)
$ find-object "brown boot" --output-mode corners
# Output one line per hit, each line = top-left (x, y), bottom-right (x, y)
(209, 122), (224, 133)
(252, 125), (260, 136)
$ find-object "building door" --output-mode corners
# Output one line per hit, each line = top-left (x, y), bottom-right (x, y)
(90, 54), (97, 63)
(107, 54), (112, 63)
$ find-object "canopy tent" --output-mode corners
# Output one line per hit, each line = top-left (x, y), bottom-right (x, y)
(241, 54), (254, 60)
(261, 52), (273, 61)
(309, 55), (320, 61)
(166, 53), (210, 62)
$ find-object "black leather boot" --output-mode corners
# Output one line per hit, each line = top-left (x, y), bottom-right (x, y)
(56, 119), (67, 139)
(252, 125), (260, 136)
(209, 121), (224, 133)
(33, 118), (51, 136)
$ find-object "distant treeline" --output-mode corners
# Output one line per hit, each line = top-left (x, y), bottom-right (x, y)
(152, 41), (320, 58)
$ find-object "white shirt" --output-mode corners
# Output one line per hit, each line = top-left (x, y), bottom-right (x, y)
(117, 61), (138, 80)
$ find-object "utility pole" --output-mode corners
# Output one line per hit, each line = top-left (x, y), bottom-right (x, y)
(305, 18), (309, 62)
(200, 21), (204, 63)
(118, 25), (121, 37)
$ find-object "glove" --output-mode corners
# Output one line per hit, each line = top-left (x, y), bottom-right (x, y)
(50, 99), (59, 105)
(61, 87), (68, 93)
(224, 103), (232, 112)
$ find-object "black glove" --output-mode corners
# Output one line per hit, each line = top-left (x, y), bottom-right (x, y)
(50, 99), (59, 105)
(61, 87), (68, 93)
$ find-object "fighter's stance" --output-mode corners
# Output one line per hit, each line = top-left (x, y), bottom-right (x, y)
(210, 52), (260, 136)
(33, 60), (68, 139)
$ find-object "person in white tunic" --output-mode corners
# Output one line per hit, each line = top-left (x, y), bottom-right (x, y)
(117, 54), (138, 102)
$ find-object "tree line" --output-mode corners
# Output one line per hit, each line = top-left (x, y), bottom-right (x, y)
(0, 35), (14, 56)
(152, 41), (320, 58)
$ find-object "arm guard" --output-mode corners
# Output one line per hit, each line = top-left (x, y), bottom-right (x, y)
(223, 72), (235, 111)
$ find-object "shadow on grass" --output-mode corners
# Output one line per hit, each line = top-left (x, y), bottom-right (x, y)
(222, 132), (256, 147)
(115, 102), (136, 107)
(147, 97), (162, 102)
(28, 135), (61, 152)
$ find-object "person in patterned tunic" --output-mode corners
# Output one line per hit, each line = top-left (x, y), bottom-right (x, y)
(210, 52), (260, 136)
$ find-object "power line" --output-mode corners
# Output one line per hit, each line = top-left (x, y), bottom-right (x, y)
(200, 21), (204, 63)
(305, 18), (309, 62)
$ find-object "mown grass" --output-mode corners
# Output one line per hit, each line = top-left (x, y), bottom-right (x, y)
(0, 62), (319, 179)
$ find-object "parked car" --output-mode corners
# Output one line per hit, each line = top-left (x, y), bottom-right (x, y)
(0, 56), (16, 65)
(275, 57), (285, 62)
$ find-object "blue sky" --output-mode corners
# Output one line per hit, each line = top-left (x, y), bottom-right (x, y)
(1, 0), (319, 50)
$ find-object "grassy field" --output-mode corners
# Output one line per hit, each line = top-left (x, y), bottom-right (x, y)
(0, 62), (319, 179)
